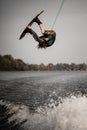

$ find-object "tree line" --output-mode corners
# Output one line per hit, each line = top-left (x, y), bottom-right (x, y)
(0, 54), (87, 71)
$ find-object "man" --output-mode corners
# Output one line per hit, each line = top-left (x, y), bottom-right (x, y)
(19, 15), (56, 48)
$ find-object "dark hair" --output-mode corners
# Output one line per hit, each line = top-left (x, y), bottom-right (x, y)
(37, 43), (47, 49)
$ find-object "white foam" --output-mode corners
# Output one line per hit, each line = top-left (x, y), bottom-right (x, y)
(47, 95), (87, 130)
(0, 95), (87, 130)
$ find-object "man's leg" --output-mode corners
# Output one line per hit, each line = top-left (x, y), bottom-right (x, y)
(19, 17), (41, 40)
(39, 23), (45, 34)
(27, 26), (42, 42)
(19, 17), (45, 40)
(28, 17), (45, 34)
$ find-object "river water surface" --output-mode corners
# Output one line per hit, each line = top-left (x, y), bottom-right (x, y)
(0, 71), (87, 130)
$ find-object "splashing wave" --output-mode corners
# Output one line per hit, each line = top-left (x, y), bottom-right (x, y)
(0, 95), (87, 130)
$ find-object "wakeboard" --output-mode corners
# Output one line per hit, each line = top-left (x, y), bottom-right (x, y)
(19, 10), (44, 40)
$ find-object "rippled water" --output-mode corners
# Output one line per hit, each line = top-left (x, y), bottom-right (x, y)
(0, 71), (87, 130)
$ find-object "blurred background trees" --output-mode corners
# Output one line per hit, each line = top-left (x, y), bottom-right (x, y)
(0, 54), (87, 71)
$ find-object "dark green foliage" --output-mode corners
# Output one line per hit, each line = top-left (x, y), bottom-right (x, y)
(0, 54), (87, 71)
